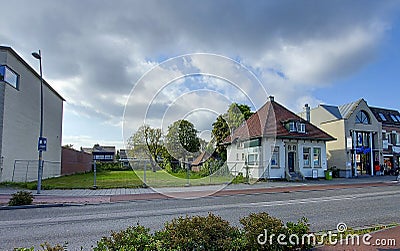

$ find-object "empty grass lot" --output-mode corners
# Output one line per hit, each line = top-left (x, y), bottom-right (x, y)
(1, 170), (234, 190)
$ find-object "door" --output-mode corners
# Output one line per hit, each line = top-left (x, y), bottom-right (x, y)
(288, 152), (295, 172)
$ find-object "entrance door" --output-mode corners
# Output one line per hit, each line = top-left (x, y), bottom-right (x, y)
(288, 152), (295, 172)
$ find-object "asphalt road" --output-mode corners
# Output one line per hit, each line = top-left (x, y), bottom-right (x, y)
(1, 184), (399, 250)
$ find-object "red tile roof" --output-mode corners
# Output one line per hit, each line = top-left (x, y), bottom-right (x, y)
(224, 99), (335, 143)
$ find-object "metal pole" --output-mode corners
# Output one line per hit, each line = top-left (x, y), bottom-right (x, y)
(35, 50), (44, 194)
(143, 160), (147, 186)
(93, 160), (97, 189)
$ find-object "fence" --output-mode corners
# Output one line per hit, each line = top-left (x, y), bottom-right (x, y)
(129, 159), (234, 187)
(12, 160), (61, 182)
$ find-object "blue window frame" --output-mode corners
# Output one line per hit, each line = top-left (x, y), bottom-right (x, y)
(0, 65), (19, 89)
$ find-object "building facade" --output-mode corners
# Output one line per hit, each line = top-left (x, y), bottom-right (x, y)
(82, 144), (116, 162)
(0, 46), (64, 182)
(302, 99), (382, 178)
(225, 97), (334, 180)
(370, 106), (400, 174)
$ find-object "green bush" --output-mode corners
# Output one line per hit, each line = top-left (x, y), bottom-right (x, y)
(231, 173), (246, 184)
(14, 242), (65, 251)
(8, 191), (34, 206)
(94, 224), (155, 251)
(157, 213), (241, 251)
(240, 212), (311, 250)
(96, 162), (130, 171)
(16, 213), (312, 251)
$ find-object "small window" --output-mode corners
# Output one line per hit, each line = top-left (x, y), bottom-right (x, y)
(303, 147), (311, 167)
(289, 122), (296, 132)
(247, 153), (258, 166)
(297, 123), (306, 133)
(396, 115), (400, 122)
(379, 113), (387, 121)
(313, 148), (321, 167)
(236, 153), (239, 161)
(271, 146), (279, 168)
(355, 110), (370, 124)
(390, 114), (398, 122)
(0, 65), (19, 89)
(241, 153), (245, 161)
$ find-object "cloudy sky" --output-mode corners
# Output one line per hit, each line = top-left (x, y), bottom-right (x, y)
(1, 0), (400, 149)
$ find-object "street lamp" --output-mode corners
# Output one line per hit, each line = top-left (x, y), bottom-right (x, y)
(32, 50), (44, 194)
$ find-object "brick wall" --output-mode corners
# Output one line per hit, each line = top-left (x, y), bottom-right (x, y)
(61, 147), (92, 175)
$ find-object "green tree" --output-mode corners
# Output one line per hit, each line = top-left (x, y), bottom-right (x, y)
(165, 120), (200, 169)
(212, 103), (253, 160)
(127, 125), (163, 171)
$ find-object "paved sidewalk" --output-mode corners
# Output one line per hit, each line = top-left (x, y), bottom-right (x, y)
(314, 225), (400, 251)
(0, 175), (398, 206)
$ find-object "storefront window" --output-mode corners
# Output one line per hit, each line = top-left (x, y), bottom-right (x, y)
(313, 148), (321, 167)
(271, 146), (279, 168)
(303, 147), (311, 167)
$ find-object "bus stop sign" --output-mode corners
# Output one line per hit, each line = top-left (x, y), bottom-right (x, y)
(38, 137), (47, 151)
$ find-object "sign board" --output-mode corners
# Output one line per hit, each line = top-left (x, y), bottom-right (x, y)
(38, 137), (47, 151)
(312, 169), (318, 179)
(346, 137), (353, 149)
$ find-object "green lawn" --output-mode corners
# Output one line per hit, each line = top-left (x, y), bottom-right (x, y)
(1, 169), (235, 190)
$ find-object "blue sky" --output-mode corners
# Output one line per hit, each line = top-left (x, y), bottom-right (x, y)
(1, 1), (400, 149)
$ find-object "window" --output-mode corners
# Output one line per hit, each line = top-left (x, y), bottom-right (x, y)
(303, 147), (311, 167)
(297, 123), (306, 133)
(0, 65), (19, 89)
(247, 153), (258, 166)
(387, 133), (392, 144)
(236, 153), (239, 161)
(396, 115), (400, 122)
(313, 148), (321, 167)
(390, 114), (398, 122)
(289, 122), (296, 132)
(241, 153), (245, 161)
(379, 113), (387, 121)
(397, 134), (400, 145)
(271, 146), (279, 168)
(355, 110), (370, 124)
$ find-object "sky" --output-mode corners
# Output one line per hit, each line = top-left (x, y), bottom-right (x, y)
(1, 0), (400, 150)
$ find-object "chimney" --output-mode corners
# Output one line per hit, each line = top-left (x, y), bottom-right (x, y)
(269, 96), (274, 102)
(304, 104), (310, 122)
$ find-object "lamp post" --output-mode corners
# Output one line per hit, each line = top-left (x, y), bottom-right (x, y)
(32, 50), (44, 194)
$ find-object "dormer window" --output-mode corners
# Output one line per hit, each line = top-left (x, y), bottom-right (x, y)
(297, 122), (306, 133)
(286, 121), (306, 133)
(289, 121), (296, 132)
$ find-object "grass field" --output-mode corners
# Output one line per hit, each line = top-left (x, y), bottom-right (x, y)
(0, 169), (235, 190)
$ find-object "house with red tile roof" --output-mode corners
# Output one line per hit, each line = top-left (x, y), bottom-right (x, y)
(224, 96), (335, 180)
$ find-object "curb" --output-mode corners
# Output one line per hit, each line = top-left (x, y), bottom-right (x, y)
(0, 203), (69, 210)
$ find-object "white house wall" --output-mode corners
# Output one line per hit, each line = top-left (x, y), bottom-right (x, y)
(0, 49), (63, 182)
(297, 141), (327, 178)
(227, 138), (329, 179)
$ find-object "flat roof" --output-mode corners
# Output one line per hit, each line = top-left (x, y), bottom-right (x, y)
(0, 45), (65, 101)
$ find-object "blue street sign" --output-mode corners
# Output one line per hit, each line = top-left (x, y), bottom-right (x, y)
(38, 137), (47, 151)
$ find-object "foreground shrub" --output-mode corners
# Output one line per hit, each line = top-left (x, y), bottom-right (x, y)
(14, 242), (65, 251)
(157, 213), (241, 251)
(94, 224), (154, 251)
(240, 212), (311, 250)
(8, 191), (34, 206)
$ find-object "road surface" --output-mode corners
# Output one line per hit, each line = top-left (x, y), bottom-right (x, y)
(1, 184), (399, 250)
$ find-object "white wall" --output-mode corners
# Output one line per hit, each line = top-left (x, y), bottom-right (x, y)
(0, 49), (63, 181)
(298, 141), (327, 178)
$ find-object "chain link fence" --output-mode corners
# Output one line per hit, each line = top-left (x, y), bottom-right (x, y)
(12, 160), (61, 182)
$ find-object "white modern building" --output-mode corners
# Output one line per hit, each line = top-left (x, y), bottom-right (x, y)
(0, 46), (64, 182)
(225, 97), (334, 180)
